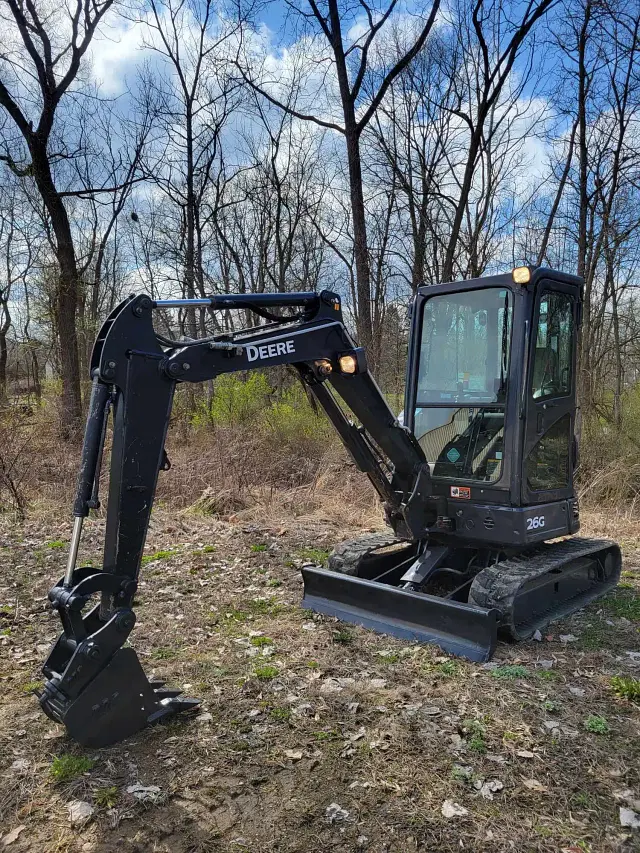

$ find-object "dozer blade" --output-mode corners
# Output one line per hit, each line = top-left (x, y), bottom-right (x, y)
(39, 648), (200, 748)
(302, 567), (500, 662)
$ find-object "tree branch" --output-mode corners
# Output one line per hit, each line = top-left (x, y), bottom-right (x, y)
(356, 0), (442, 133)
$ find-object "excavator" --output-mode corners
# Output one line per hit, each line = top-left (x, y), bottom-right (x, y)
(38, 266), (621, 746)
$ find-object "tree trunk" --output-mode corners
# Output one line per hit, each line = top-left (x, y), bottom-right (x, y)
(325, 0), (374, 360)
(30, 139), (82, 433)
(30, 344), (42, 404)
(345, 125), (374, 357)
(576, 1), (592, 424)
(184, 104), (198, 338)
(0, 320), (8, 404)
(442, 127), (483, 283)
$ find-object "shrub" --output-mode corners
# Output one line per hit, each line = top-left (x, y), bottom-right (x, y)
(192, 373), (272, 428)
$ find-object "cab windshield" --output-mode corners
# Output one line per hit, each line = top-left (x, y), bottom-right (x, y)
(413, 287), (512, 483)
(417, 287), (512, 405)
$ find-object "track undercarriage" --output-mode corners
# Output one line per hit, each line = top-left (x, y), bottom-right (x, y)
(302, 533), (622, 661)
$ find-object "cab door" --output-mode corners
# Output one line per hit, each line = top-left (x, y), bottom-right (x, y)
(521, 280), (580, 506)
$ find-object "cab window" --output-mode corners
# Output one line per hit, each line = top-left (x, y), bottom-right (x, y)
(532, 292), (574, 400)
(414, 287), (512, 483)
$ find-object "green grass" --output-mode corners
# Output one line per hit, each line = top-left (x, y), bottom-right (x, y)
(378, 651), (400, 663)
(436, 660), (461, 677)
(295, 547), (331, 565)
(21, 680), (43, 694)
(254, 665), (279, 680)
(226, 598), (284, 622)
(50, 754), (94, 783)
(266, 579), (281, 587)
(151, 647), (178, 660)
(249, 636), (273, 647)
(45, 540), (65, 549)
(192, 545), (216, 555)
(585, 714), (610, 735)
(313, 729), (340, 740)
(0, 627), (10, 636)
(332, 628), (354, 645)
(251, 544), (268, 553)
(451, 764), (473, 781)
(94, 786), (119, 808)
(571, 792), (591, 808)
(536, 668), (561, 681)
(141, 549), (175, 565)
(469, 734), (487, 754)
(247, 598), (282, 615)
(463, 718), (487, 754)
(601, 589), (640, 620)
(611, 675), (640, 703)
(269, 706), (291, 721)
(491, 665), (529, 680)
(576, 621), (608, 650)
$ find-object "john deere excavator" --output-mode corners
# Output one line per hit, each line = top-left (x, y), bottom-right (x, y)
(38, 266), (621, 746)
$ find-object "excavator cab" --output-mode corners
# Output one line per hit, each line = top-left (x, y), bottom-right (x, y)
(404, 266), (581, 545)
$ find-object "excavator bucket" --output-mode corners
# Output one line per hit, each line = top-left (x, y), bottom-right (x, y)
(301, 567), (500, 662)
(39, 569), (199, 747)
(39, 646), (199, 747)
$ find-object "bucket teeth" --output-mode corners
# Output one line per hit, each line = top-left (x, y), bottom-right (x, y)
(148, 696), (201, 724)
(153, 687), (184, 700)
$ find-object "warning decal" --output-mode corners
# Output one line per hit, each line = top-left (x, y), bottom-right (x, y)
(450, 486), (471, 500)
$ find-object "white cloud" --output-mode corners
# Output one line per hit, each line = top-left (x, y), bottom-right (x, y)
(90, 16), (146, 96)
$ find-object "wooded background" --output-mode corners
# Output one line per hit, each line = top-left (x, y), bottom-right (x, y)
(1, 0), (639, 472)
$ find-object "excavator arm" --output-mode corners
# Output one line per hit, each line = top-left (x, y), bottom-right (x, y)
(39, 289), (435, 746)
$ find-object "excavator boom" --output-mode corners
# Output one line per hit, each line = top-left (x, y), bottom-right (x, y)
(39, 289), (452, 745)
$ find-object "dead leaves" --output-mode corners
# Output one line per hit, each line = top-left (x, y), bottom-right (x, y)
(522, 778), (548, 793)
(2, 826), (25, 847)
(474, 779), (504, 800)
(441, 800), (469, 818)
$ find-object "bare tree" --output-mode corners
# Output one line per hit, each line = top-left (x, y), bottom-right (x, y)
(368, 30), (457, 291)
(236, 0), (442, 364)
(133, 0), (241, 342)
(437, 0), (555, 282)
(0, 0), (117, 432)
(0, 179), (39, 403)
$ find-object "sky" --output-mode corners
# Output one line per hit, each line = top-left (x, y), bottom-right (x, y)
(1, 0), (570, 316)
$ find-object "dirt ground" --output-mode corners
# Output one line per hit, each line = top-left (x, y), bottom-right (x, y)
(0, 504), (639, 853)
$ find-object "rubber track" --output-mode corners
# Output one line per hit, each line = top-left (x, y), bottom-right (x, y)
(328, 533), (407, 576)
(469, 537), (621, 641)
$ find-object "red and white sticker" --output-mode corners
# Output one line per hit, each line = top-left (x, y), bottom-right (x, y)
(450, 486), (471, 500)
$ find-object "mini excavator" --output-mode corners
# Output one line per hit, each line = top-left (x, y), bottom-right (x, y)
(38, 267), (621, 746)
